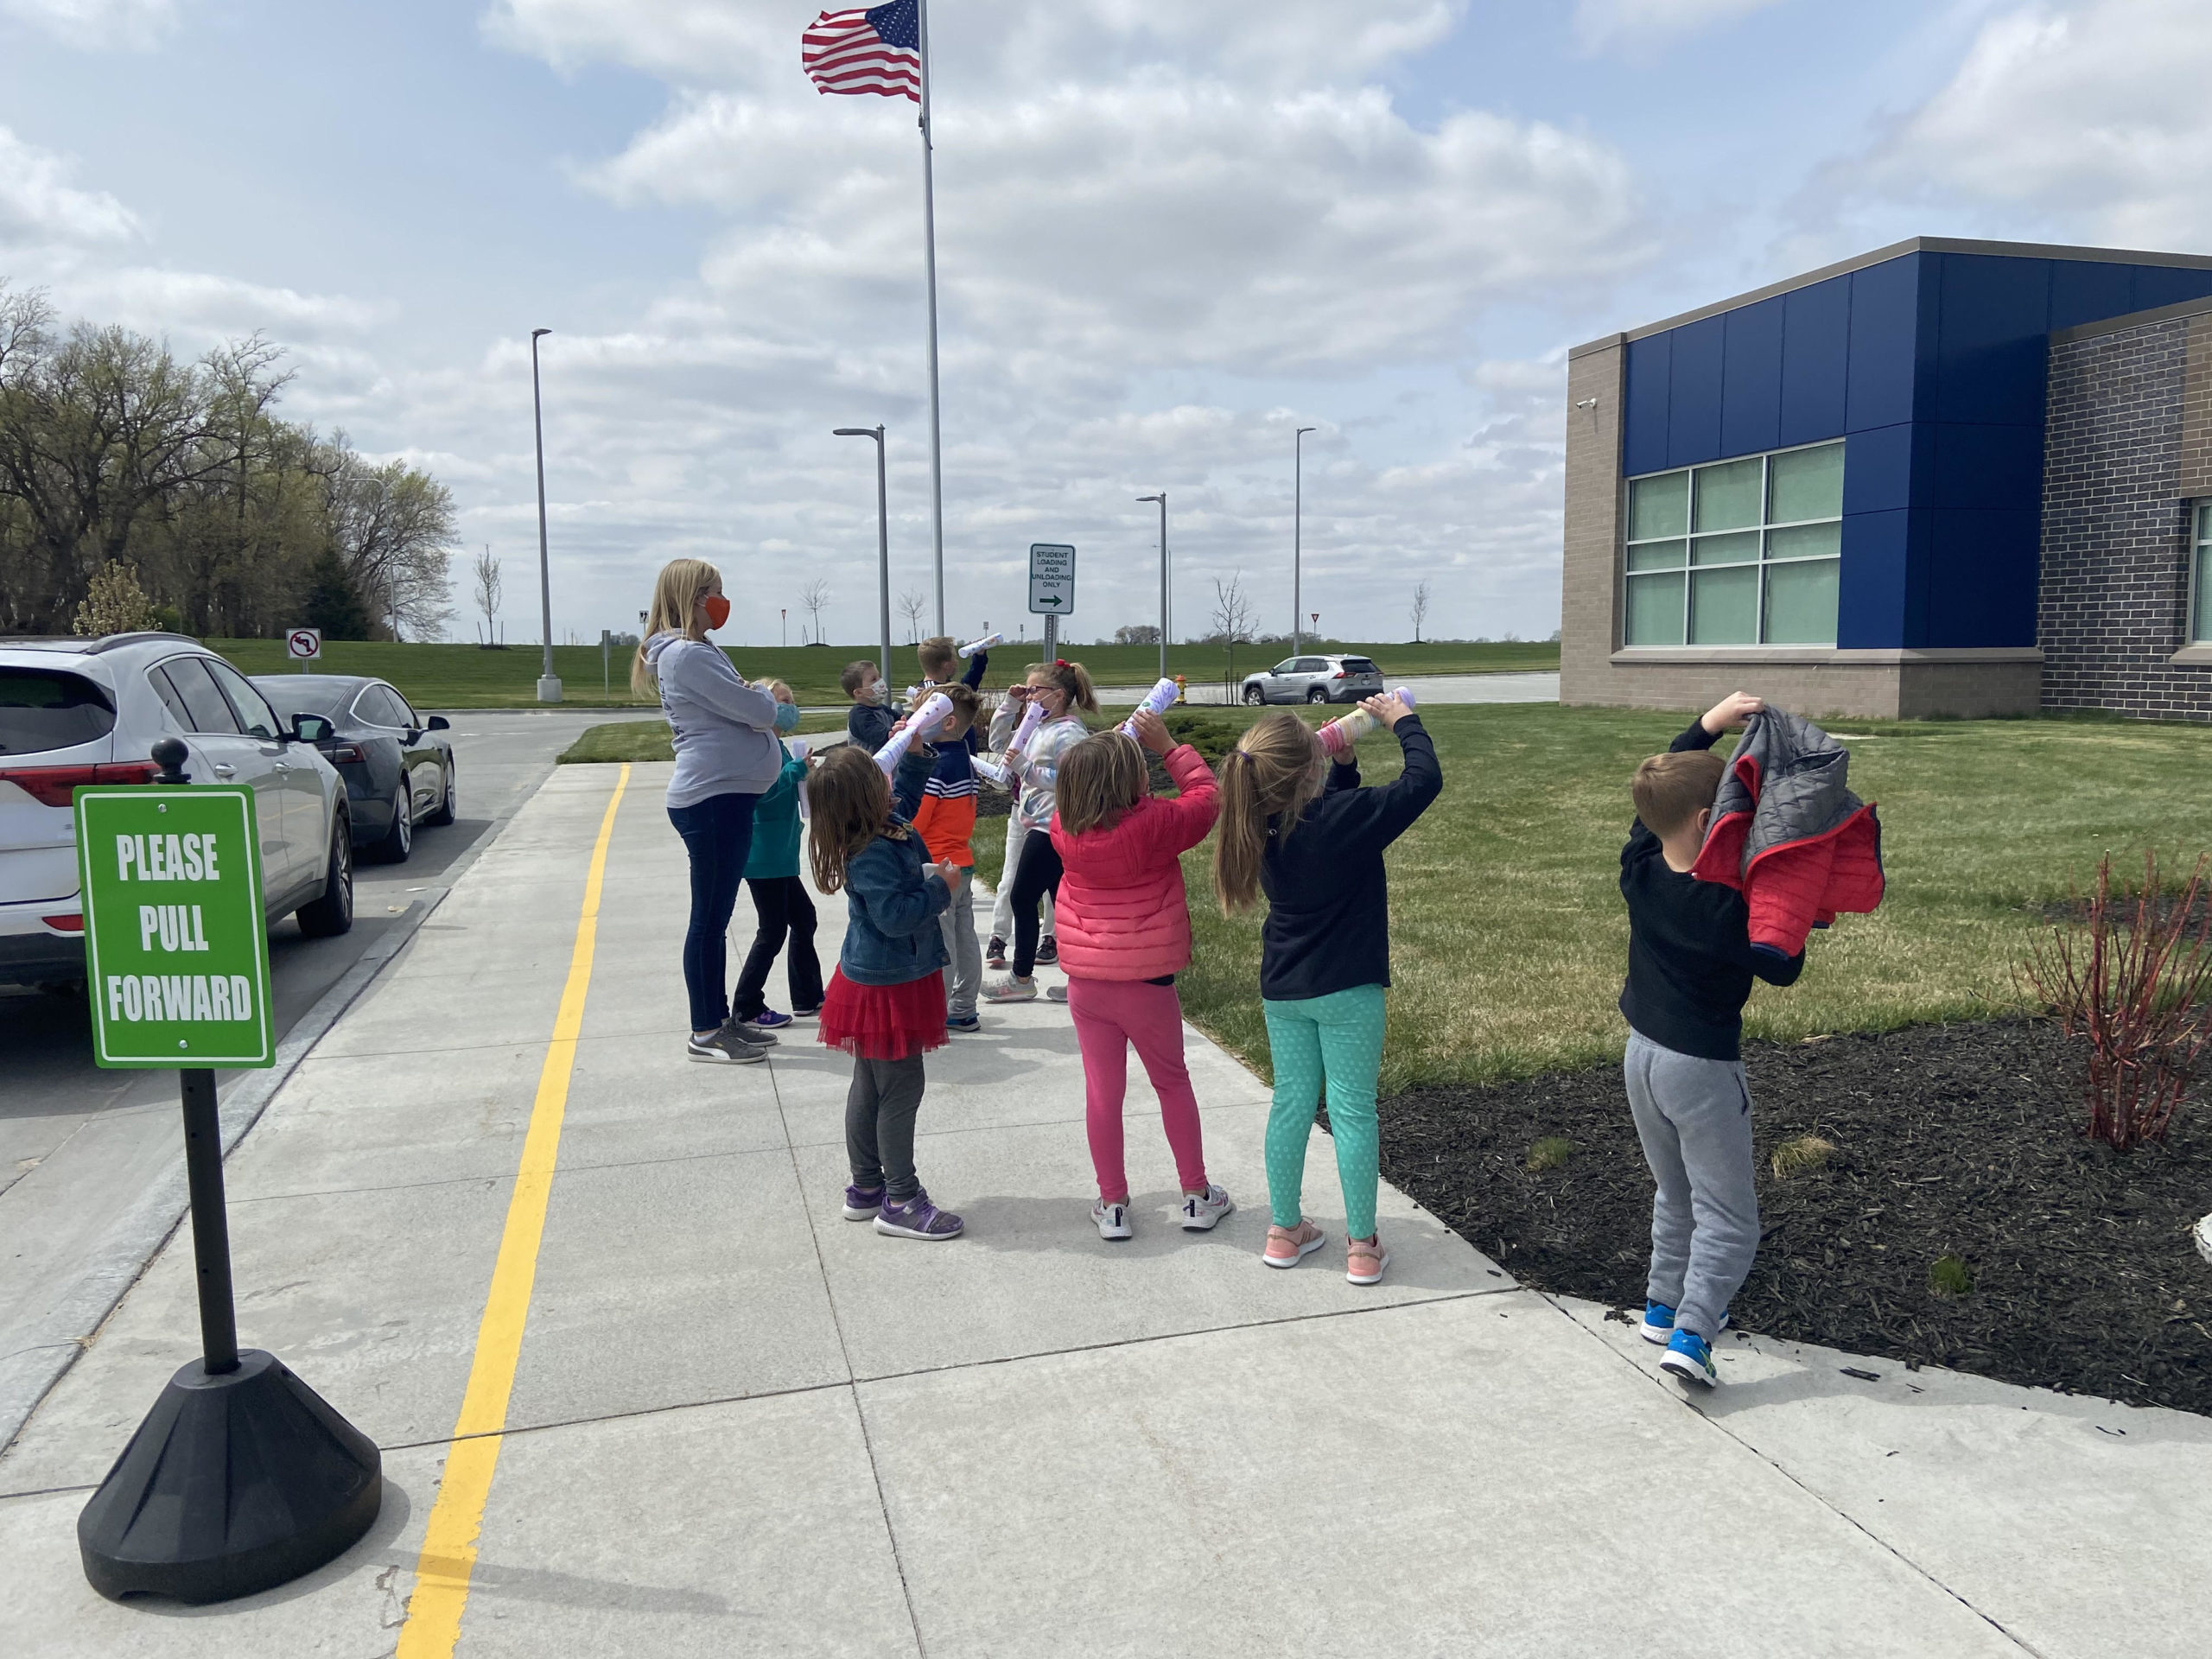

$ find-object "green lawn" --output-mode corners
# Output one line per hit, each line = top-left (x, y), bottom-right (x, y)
(202, 637), (1554, 710)
(978, 704), (2212, 1094)
(556, 715), (843, 764)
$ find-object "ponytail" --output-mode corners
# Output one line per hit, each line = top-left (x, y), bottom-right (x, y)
(1211, 712), (1325, 915)
(1038, 658), (1097, 715)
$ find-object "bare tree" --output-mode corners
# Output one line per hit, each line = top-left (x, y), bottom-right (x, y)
(897, 586), (927, 644)
(798, 578), (832, 645)
(1114, 622), (1160, 645)
(473, 544), (503, 645)
(1211, 571), (1256, 687)
(1409, 580), (1431, 644)
(320, 434), (455, 640)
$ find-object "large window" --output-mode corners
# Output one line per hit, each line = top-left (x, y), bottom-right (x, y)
(2194, 505), (2212, 644)
(1623, 441), (1844, 646)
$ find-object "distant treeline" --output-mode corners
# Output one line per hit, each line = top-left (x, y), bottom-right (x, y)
(0, 282), (454, 639)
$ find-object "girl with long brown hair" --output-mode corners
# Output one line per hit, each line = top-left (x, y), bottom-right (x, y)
(1213, 695), (1440, 1285)
(807, 743), (967, 1240)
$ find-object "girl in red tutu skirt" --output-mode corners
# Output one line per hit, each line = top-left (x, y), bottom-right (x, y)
(809, 741), (967, 1239)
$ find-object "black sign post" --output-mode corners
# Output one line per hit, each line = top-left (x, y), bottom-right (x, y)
(75, 738), (381, 1604)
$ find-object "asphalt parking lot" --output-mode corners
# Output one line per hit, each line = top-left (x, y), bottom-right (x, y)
(0, 709), (608, 1446)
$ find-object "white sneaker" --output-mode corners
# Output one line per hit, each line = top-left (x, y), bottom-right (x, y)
(982, 975), (1038, 1003)
(1179, 1183), (1234, 1231)
(1046, 982), (1069, 1003)
(1093, 1199), (1133, 1241)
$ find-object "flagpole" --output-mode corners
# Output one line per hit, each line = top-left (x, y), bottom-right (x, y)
(918, 0), (946, 637)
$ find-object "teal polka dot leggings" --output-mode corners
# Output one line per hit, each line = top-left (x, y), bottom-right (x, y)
(1262, 984), (1387, 1241)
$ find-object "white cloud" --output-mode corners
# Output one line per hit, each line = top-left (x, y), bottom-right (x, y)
(1853, 0), (2212, 247)
(0, 125), (139, 245)
(1573, 0), (1787, 51)
(0, 0), (177, 49)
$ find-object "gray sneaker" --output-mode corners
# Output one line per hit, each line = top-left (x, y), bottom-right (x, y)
(723, 1017), (779, 1048)
(688, 1027), (766, 1064)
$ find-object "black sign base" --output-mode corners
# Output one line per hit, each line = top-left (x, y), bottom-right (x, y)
(78, 1349), (382, 1605)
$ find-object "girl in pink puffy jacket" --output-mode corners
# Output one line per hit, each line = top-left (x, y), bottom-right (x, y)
(1048, 708), (1232, 1242)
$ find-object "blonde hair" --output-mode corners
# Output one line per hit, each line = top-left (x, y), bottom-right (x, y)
(918, 635), (957, 679)
(631, 558), (721, 698)
(1212, 713), (1325, 914)
(807, 746), (898, 893)
(764, 678), (794, 703)
(1633, 748), (1725, 839)
(1056, 730), (1148, 836)
(1028, 658), (1098, 715)
(938, 681), (980, 734)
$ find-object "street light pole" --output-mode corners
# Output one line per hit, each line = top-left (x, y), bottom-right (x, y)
(1294, 426), (1316, 655)
(1135, 493), (1167, 680)
(530, 328), (560, 703)
(836, 426), (892, 689)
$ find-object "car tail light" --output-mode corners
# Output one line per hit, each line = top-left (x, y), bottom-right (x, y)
(328, 744), (365, 765)
(0, 760), (160, 808)
(42, 913), (84, 932)
(1333, 670), (1348, 678)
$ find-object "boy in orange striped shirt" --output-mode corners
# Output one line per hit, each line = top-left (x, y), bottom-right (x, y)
(909, 683), (986, 1033)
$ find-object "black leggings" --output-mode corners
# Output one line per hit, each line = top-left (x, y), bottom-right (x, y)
(666, 791), (760, 1033)
(734, 875), (824, 1020)
(1009, 830), (1065, 979)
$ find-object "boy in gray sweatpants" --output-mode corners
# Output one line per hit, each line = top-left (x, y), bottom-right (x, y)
(1617, 693), (1806, 1388)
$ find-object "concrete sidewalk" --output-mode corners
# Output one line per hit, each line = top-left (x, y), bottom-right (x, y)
(3, 760), (2206, 1656)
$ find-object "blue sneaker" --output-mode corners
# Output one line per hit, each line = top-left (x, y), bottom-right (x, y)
(1641, 1302), (1731, 1344)
(749, 1008), (795, 1030)
(945, 1012), (982, 1034)
(1659, 1328), (1717, 1389)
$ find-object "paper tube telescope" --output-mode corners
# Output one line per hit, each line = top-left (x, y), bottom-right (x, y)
(873, 692), (954, 776)
(970, 756), (1013, 789)
(1317, 687), (1417, 760)
(957, 632), (1002, 659)
(1008, 698), (1046, 754)
(1116, 677), (1181, 739)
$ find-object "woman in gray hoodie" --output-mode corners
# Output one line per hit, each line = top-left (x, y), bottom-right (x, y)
(633, 559), (786, 1063)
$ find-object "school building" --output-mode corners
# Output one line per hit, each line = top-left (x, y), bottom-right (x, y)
(1560, 236), (2212, 721)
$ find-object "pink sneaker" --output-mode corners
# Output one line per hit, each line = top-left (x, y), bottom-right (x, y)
(1263, 1219), (1325, 1268)
(1345, 1233), (1391, 1286)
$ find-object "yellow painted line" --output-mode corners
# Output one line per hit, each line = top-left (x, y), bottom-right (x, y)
(396, 765), (630, 1658)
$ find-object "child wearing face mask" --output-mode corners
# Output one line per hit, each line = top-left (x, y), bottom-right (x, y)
(732, 679), (824, 1030)
(635, 559), (786, 1064)
(843, 659), (896, 753)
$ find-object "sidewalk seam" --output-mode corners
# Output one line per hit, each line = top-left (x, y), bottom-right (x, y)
(1537, 1292), (2047, 1658)
(766, 1053), (931, 1659)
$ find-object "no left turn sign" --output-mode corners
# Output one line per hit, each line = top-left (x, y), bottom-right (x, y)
(287, 628), (321, 661)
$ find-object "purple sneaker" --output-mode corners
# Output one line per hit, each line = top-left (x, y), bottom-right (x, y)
(874, 1189), (964, 1240)
(842, 1184), (885, 1220)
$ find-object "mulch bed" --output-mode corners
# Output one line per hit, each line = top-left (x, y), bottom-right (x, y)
(1375, 1020), (2212, 1415)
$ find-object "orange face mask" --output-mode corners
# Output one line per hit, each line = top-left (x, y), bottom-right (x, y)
(702, 594), (731, 630)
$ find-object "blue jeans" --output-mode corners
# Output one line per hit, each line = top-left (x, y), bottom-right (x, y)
(667, 791), (760, 1033)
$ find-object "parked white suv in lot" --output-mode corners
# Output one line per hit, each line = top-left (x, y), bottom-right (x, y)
(1240, 653), (1387, 706)
(0, 633), (353, 989)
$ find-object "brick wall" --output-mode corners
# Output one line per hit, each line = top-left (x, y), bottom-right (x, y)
(2041, 315), (2212, 721)
(1559, 340), (1624, 705)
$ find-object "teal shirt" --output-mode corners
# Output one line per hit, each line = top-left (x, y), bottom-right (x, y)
(745, 750), (808, 880)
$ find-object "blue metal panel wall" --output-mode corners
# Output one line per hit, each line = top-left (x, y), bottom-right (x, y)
(1719, 297), (1783, 456)
(1665, 315), (1726, 468)
(1777, 276), (1849, 447)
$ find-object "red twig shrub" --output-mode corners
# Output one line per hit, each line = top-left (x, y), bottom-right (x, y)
(2024, 852), (2212, 1149)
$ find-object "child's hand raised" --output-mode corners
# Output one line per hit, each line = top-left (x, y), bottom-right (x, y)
(1360, 692), (1414, 728)
(1700, 691), (1765, 734)
(1128, 708), (1173, 754)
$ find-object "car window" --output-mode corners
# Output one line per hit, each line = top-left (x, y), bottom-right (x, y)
(156, 657), (242, 735)
(0, 667), (116, 755)
(380, 686), (421, 728)
(1341, 658), (1379, 675)
(356, 685), (410, 728)
(1297, 658), (1325, 673)
(202, 658), (283, 740)
(1272, 659), (1297, 675)
(257, 679), (350, 720)
(145, 666), (194, 731)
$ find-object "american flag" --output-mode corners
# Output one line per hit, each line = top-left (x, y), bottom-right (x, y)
(802, 1), (922, 103)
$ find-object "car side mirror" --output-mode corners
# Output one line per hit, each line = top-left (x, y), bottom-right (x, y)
(427, 715), (450, 731)
(292, 715), (333, 744)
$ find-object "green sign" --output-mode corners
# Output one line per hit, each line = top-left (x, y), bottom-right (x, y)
(74, 785), (274, 1069)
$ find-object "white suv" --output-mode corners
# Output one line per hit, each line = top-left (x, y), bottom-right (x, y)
(0, 633), (354, 989)
(1240, 653), (1387, 706)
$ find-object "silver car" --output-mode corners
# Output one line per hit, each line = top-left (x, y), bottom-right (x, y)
(1240, 653), (1386, 706)
(0, 633), (354, 989)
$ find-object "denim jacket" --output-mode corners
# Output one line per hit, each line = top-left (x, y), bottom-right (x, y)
(839, 747), (952, 986)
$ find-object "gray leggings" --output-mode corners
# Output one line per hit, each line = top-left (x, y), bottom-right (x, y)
(1623, 1031), (1758, 1342)
(846, 1054), (926, 1201)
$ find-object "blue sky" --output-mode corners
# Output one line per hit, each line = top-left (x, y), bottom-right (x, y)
(1, 0), (2198, 650)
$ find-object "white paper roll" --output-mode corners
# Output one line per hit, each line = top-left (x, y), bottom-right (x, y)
(957, 632), (1002, 659)
(873, 692), (954, 776)
(1117, 677), (1181, 738)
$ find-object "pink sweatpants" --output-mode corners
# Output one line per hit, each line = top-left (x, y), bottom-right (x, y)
(1065, 976), (1210, 1205)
